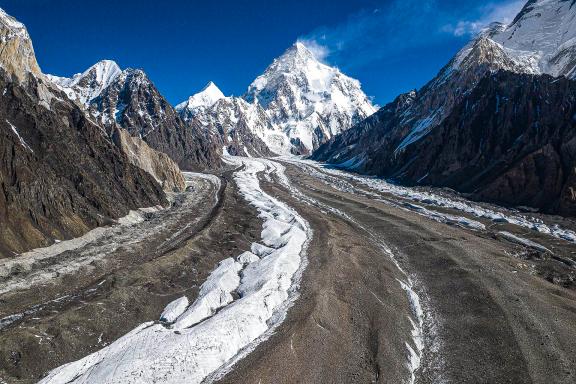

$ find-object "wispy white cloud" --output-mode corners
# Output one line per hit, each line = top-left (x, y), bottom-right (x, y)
(299, 0), (526, 70)
(299, 0), (442, 69)
(297, 38), (330, 61)
(442, 1), (525, 36)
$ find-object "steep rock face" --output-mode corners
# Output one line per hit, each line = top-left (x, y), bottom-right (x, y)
(0, 70), (166, 257)
(91, 68), (221, 170)
(0, 9), (41, 83)
(112, 128), (186, 192)
(0, 7), (166, 257)
(243, 42), (376, 154)
(313, 0), (576, 215)
(319, 73), (576, 213)
(178, 86), (273, 157)
(48, 64), (221, 171)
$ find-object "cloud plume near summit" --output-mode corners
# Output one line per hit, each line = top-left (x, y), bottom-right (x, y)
(299, 0), (526, 70)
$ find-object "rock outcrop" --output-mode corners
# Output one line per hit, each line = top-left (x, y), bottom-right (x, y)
(49, 62), (221, 171)
(113, 128), (186, 192)
(0, 8), (166, 257)
(0, 9), (41, 83)
(177, 87), (274, 157)
(0, 70), (166, 257)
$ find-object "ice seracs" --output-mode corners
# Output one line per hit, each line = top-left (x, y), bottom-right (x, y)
(39, 155), (310, 384)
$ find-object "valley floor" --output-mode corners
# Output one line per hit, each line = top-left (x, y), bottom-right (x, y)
(221, 159), (576, 384)
(1, 157), (575, 383)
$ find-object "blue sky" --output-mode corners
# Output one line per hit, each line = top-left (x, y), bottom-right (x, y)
(1, 0), (525, 105)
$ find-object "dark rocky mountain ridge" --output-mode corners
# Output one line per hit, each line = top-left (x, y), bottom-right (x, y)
(0, 8), (170, 257)
(313, 0), (576, 216)
(50, 63), (222, 171)
(0, 70), (166, 256)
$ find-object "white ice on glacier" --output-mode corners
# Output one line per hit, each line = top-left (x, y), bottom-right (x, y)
(295, 158), (576, 243)
(159, 297), (189, 323)
(39, 156), (310, 384)
(173, 258), (242, 329)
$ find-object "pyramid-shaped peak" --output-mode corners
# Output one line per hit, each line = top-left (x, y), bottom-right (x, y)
(176, 81), (225, 112)
(85, 60), (122, 82)
(201, 81), (223, 94)
(281, 41), (318, 61)
(293, 41), (311, 53)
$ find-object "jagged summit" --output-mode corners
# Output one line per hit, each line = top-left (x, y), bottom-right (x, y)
(0, 8), (168, 255)
(0, 7), (26, 35)
(492, 0), (576, 77)
(242, 41), (375, 154)
(46, 59), (220, 170)
(177, 41), (375, 155)
(175, 81), (225, 114)
(453, 0), (576, 78)
(0, 7), (41, 82)
(245, 41), (338, 106)
(47, 60), (122, 104)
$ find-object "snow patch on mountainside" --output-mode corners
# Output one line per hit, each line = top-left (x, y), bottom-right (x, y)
(47, 60), (122, 104)
(5, 119), (33, 152)
(175, 81), (225, 115)
(179, 95), (274, 157)
(454, 0), (576, 78)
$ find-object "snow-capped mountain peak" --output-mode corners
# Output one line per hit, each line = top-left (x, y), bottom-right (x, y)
(0, 7), (26, 35)
(47, 60), (122, 104)
(175, 81), (225, 114)
(492, 0), (576, 77)
(453, 0), (576, 78)
(283, 41), (318, 61)
(245, 42), (336, 106)
(243, 41), (376, 154)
